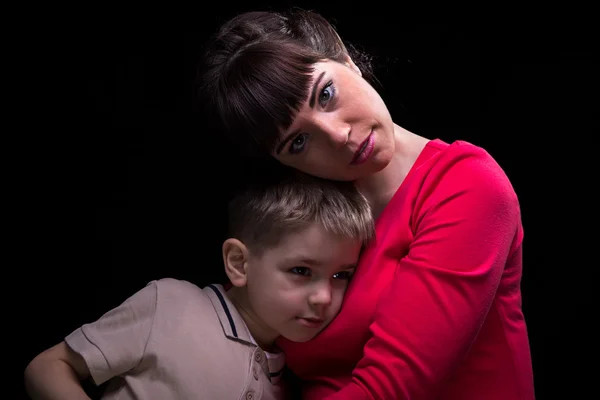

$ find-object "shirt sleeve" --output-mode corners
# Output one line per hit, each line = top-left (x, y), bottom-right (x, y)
(326, 149), (521, 399)
(65, 281), (158, 385)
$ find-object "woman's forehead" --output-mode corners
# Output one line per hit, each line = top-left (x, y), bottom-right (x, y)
(273, 61), (344, 142)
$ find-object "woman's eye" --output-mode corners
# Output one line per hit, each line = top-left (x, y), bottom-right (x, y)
(289, 133), (309, 154)
(318, 81), (335, 107)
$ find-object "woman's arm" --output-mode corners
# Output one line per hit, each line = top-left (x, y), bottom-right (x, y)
(327, 151), (521, 399)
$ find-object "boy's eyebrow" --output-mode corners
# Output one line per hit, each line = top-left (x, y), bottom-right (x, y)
(287, 256), (357, 270)
(275, 71), (326, 155)
(291, 257), (321, 266)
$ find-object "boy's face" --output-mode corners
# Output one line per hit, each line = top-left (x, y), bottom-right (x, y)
(245, 223), (362, 343)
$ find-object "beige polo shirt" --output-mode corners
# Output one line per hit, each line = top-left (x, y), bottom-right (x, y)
(65, 278), (287, 399)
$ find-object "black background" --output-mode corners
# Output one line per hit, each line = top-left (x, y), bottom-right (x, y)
(16, 2), (596, 399)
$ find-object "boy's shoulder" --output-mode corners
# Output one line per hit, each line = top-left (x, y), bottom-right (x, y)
(150, 278), (216, 313)
(149, 279), (243, 339)
(152, 277), (203, 294)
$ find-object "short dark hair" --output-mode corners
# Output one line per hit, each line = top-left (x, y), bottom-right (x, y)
(228, 165), (374, 254)
(198, 9), (375, 158)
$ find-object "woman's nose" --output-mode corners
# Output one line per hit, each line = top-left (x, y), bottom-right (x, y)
(314, 115), (351, 149)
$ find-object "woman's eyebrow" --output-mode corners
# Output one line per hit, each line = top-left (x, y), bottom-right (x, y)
(309, 71), (326, 108)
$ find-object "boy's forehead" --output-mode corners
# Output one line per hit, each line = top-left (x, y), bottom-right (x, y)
(270, 225), (361, 260)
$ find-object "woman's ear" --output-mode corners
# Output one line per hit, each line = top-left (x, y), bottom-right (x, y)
(222, 238), (249, 287)
(344, 54), (362, 77)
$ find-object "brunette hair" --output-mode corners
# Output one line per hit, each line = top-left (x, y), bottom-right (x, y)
(198, 9), (375, 157)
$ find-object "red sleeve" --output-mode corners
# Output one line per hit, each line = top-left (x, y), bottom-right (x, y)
(325, 149), (520, 399)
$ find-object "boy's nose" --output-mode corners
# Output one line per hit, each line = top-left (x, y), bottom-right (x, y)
(308, 283), (333, 308)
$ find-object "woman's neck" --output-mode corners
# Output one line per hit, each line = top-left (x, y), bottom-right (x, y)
(355, 124), (429, 219)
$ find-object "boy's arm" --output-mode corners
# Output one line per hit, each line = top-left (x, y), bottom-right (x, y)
(24, 341), (92, 400)
(25, 280), (159, 399)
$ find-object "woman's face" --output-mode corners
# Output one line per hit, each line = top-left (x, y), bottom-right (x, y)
(272, 60), (395, 181)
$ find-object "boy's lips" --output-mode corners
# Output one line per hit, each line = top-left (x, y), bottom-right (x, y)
(296, 317), (324, 328)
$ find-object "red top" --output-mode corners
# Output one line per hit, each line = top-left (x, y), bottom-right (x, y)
(277, 139), (535, 400)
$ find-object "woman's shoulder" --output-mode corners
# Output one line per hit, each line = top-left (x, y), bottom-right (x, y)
(424, 139), (508, 179)
(429, 138), (494, 160)
(422, 139), (518, 207)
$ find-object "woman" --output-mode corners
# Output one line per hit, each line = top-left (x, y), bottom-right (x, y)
(199, 9), (535, 400)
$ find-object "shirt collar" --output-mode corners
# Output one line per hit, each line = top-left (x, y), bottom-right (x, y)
(204, 284), (256, 346)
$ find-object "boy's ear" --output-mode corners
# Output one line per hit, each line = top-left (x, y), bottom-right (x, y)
(222, 238), (249, 287)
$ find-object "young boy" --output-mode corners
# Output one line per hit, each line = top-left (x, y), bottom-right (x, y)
(24, 167), (374, 400)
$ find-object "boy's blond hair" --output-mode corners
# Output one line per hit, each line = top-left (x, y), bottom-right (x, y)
(228, 166), (374, 254)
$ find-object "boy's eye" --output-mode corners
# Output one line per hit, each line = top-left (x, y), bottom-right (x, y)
(332, 270), (354, 280)
(290, 267), (311, 277)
